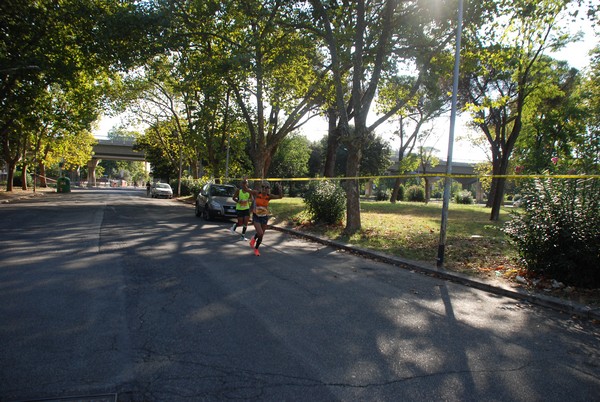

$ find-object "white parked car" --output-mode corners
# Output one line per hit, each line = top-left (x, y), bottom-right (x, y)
(151, 183), (173, 199)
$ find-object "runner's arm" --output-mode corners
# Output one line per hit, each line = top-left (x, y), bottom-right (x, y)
(241, 180), (259, 197)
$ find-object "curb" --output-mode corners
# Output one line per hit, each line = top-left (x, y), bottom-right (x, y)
(271, 225), (600, 321)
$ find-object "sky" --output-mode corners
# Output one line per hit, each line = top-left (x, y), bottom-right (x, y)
(94, 9), (597, 164)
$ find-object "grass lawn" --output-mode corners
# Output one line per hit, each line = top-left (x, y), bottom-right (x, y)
(269, 197), (517, 276)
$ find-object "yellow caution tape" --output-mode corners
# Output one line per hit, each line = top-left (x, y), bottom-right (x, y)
(227, 173), (600, 182)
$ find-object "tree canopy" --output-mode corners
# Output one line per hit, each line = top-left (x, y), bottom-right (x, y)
(2, 0), (597, 241)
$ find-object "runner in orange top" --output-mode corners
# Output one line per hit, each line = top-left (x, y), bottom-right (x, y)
(241, 180), (283, 256)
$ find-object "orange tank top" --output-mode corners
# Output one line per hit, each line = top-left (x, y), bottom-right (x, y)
(254, 193), (271, 216)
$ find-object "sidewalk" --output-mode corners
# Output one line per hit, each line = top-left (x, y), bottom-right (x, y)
(270, 225), (600, 322)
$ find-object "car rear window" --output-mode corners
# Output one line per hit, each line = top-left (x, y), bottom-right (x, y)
(210, 185), (235, 197)
(157, 183), (171, 189)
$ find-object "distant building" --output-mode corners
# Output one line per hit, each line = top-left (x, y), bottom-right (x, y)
(386, 159), (484, 203)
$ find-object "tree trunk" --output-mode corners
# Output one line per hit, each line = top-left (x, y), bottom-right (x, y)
(390, 149), (405, 204)
(323, 108), (339, 177)
(6, 162), (16, 192)
(485, 149), (501, 208)
(489, 177), (506, 221)
(21, 162), (28, 190)
(39, 162), (47, 187)
(424, 177), (431, 204)
(390, 177), (402, 203)
(489, 156), (510, 221)
(344, 143), (362, 235)
(252, 147), (273, 179)
(2, 131), (22, 191)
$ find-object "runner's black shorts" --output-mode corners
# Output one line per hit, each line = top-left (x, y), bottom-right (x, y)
(236, 209), (250, 218)
(252, 214), (269, 225)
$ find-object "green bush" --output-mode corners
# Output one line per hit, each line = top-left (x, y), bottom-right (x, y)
(406, 185), (425, 202)
(396, 184), (405, 201)
(13, 171), (33, 187)
(503, 177), (600, 288)
(455, 190), (474, 204)
(303, 180), (346, 224)
(375, 189), (389, 201)
(171, 176), (206, 197)
(289, 182), (308, 197)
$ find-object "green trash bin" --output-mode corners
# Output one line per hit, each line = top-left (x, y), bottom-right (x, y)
(56, 177), (71, 193)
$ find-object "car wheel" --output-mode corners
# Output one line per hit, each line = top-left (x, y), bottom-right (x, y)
(203, 206), (212, 221)
(195, 202), (202, 217)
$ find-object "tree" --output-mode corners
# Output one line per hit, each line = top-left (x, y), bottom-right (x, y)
(137, 117), (186, 183)
(268, 133), (312, 194)
(377, 47), (454, 203)
(459, 0), (580, 220)
(329, 133), (392, 178)
(416, 144), (440, 203)
(136, 1), (304, 181)
(308, 0), (471, 234)
(268, 134), (311, 179)
(513, 62), (586, 173)
(382, 93), (450, 203)
(52, 130), (97, 173)
(575, 46), (600, 174)
(0, 0), (165, 191)
(218, 1), (325, 178)
(127, 57), (192, 192)
(36, 74), (109, 187)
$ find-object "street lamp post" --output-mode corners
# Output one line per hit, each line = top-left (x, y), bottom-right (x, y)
(437, 0), (464, 268)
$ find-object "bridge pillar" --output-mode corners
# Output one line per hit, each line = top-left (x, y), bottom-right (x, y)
(87, 159), (100, 187)
(475, 181), (484, 203)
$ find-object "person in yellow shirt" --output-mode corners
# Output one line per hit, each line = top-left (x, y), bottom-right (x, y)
(230, 178), (252, 239)
(241, 180), (283, 256)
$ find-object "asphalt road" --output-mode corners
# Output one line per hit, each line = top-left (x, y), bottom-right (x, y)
(1, 188), (599, 402)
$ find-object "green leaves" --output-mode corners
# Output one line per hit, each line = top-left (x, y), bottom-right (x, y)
(503, 176), (600, 287)
(303, 180), (346, 225)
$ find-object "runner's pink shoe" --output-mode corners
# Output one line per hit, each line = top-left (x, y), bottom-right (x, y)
(254, 248), (260, 256)
(249, 237), (256, 248)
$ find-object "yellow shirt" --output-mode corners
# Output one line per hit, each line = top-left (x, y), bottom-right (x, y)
(236, 189), (250, 210)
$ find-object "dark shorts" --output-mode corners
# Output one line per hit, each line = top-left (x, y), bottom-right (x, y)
(252, 214), (269, 225)
(236, 209), (250, 218)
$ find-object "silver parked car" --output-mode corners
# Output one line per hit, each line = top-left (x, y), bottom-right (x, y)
(195, 183), (237, 220)
(151, 182), (173, 199)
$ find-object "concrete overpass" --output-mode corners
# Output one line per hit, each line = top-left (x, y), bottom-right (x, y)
(87, 139), (146, 186)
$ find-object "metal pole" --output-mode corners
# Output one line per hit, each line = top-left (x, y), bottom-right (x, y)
(437, 0), (464, 268)
(178, 145), (183, 196)
(225, 139), (230, 180)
